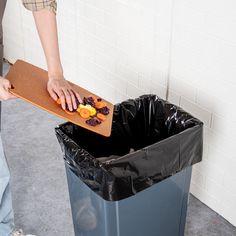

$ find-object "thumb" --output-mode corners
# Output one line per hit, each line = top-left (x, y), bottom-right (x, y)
(3, 79), (11, 90)
(3, 80), (16, 99)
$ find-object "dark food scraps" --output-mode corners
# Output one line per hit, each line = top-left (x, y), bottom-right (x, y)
(83, 96), (96, 107)
(97, 106), (110, 115)
(86, 118), (101, 126)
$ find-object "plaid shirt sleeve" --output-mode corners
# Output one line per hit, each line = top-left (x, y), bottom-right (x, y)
(22, 0), (57, 14)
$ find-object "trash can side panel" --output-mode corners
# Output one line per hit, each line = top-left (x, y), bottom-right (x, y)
(65, 165), (104, 236)
(65, 165), (192, 236)
(117, 167), (192, 236)
(65, 165), (121, 236)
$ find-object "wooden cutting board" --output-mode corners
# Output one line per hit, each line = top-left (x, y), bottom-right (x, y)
(5, 60), (114, 137)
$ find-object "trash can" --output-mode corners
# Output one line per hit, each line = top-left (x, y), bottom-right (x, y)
(55, 94), (203, 236)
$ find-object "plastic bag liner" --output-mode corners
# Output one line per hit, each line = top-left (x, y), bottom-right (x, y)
(55, 94), (203, 201)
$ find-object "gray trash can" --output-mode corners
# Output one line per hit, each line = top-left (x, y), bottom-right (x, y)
(65, 165), (192, 236)
(56, 94), (203, 236)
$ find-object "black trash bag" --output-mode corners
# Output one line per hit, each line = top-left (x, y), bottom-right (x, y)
(55, 94), (203, 201)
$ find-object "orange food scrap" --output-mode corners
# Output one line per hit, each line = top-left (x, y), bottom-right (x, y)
(56, 98), (61, 105)
(97, 113), (106, 121)
(79, 108), (90, 119)
(95, 101), (107, 109)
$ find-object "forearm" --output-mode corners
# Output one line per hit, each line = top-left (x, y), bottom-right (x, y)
(33, 9), (63, 79)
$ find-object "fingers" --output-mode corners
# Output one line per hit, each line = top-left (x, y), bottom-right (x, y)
(56, 90), (66, 110)
(5, 81), (16, 98)
(0, 79), (16, 101)
(68, 89), (77, 110)
(59, 89), (82, 111)
(47, 86), (58, 101)
(62, 88), (73, 111)
(74, 91), (83, 104)
(47, 78), (83, 110)
(0, 90), (16, 101)
(3, 79), (11, 89)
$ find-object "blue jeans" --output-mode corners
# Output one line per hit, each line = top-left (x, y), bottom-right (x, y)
(1, 1), (14, 235)
(0, 134), (14, 236)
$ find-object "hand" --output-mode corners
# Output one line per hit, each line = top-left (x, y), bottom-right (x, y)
(47, 76), (83, 111)
(0, 77), (16, 101)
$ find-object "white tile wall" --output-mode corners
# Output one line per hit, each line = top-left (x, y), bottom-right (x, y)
(3, 0), (236, 227)
(170, 0), (236, 226)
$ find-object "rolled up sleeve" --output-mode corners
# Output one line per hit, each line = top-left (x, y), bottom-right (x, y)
(22, 0), (57, 14)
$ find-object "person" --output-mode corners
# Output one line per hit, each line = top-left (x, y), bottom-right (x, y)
(0, 1), (82, 235)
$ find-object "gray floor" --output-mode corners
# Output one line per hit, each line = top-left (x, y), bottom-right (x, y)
(1, 63), (236, 236)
